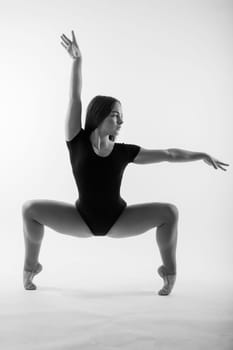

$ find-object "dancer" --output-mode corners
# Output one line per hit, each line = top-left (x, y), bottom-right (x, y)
(23, 30), (229, 295)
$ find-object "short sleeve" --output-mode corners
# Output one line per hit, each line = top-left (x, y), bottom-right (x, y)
(122, 143), (141, 163)
(66, 128), (86, 151)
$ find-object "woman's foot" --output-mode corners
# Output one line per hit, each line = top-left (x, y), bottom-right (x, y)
(23, 262), (43, 290)
(157, 265), (176, 296)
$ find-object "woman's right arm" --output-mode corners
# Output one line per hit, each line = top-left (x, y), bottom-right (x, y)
(65, 58), (82, 141)
(61, 31), (82, 141)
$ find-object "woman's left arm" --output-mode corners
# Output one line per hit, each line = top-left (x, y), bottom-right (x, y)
(168, 148), (230, 171)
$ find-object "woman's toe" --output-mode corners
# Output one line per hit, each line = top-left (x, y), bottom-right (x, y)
(24, 281), (37, 290)
(158, 287), (169, 296)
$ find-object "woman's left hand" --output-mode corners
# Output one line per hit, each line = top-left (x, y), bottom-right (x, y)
(203, 153), (230, 171)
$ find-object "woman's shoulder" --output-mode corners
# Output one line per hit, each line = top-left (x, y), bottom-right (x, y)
(116, 141), (141, 162)
(66, 128), (86, 141)
(65, 128), (88, 150)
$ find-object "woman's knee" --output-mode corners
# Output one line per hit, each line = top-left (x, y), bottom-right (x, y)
(163, 203), (179, 223)
(22, 200), (36, 218)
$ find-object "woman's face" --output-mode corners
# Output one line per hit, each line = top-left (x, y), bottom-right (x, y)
(100, 102), (124, 136)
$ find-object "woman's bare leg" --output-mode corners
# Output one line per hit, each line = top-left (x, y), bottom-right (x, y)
(23, 216), (44, 271)
(107, 202), (179, 295)
(108, 202), (178, 273)
(22, 200), (179, 294)
(22, 199), (93, 290)
(156, 218), (178, 295)
(156, 218), (178, 275)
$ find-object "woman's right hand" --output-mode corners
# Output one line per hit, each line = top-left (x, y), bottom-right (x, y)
(60, 30), (82, 60)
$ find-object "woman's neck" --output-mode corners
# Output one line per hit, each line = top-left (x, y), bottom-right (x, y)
(90, 130), (112, 150)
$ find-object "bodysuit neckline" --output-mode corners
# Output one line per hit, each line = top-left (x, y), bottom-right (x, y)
(88, 136), (116, 158)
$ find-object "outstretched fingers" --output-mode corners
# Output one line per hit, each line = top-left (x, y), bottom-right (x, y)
(217, 163), (226, 171)
(211, 159), (218, 169)
(71, 30), (78, 45)
(217, 161), (230, 166)
(61, 33), (71, 45)
(216, 159), (230, 171)
(61, 41), (67, 49)
(207, 155), (230, 171)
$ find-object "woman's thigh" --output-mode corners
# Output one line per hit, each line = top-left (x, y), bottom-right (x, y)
(22, 199), (93, 238)
(107, 202), (178, 238)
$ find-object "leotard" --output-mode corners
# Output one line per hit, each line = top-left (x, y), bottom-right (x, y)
(66, 128), (140, 236)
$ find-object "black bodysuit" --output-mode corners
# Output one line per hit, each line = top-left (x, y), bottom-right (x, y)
(66, 128), (141, 236)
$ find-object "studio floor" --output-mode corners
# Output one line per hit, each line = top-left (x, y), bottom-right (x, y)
(1, 272), (232, 350)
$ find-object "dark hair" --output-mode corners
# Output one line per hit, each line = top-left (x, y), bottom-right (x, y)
(84, 95), (120, 142)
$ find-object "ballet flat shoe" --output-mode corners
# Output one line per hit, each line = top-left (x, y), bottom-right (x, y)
(23, 263), (43, 290)
(157, 265), (176, 296)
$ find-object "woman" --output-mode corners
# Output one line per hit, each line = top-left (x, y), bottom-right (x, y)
(22, 30), (229, 295)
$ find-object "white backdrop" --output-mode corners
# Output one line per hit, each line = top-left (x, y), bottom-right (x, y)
(0, 0), (232, 290)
